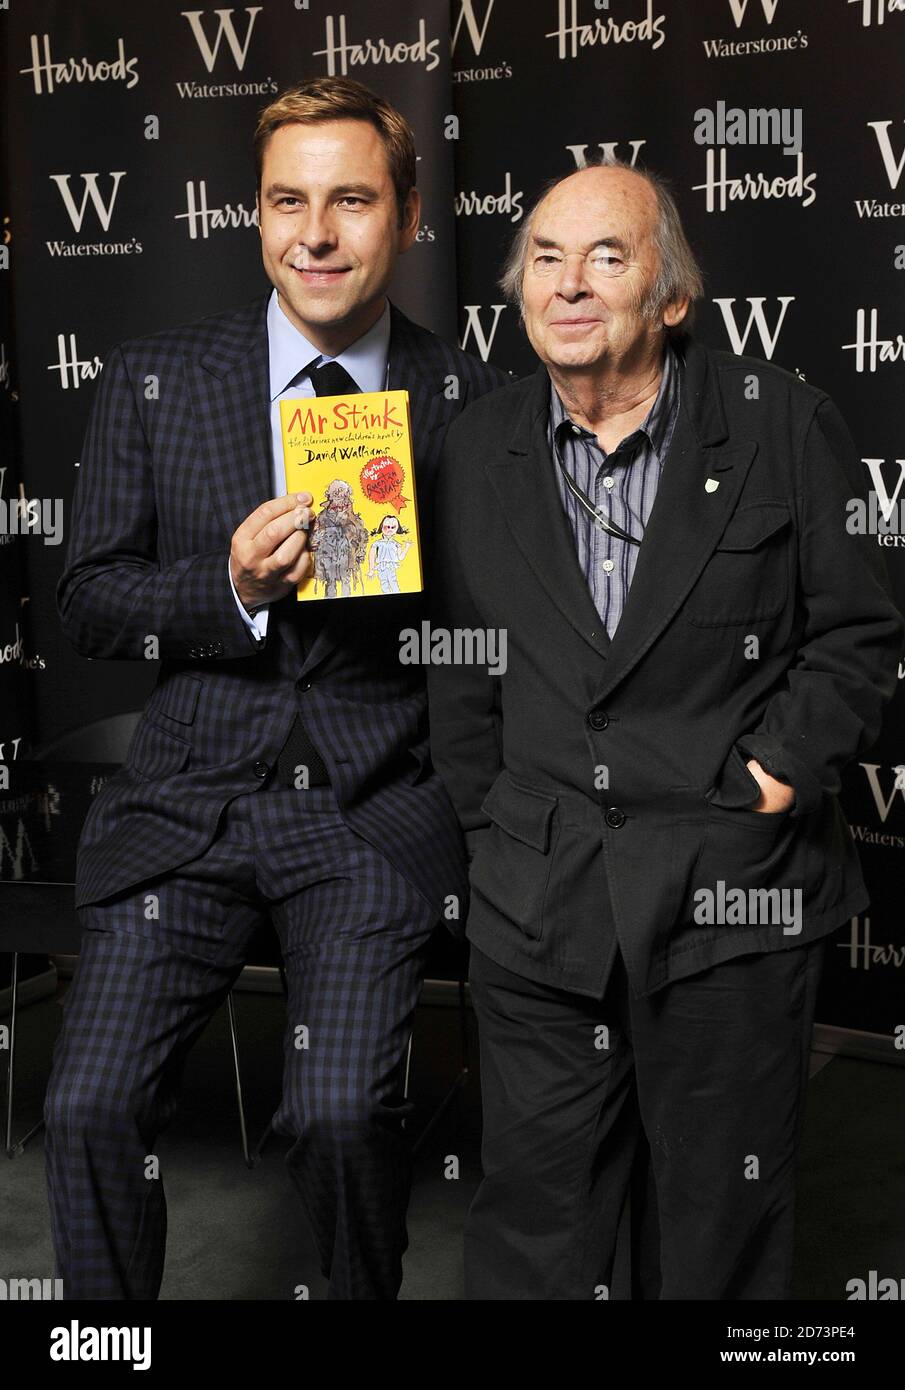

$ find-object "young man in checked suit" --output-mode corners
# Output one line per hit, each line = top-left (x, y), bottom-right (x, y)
(45, 77), (506, 1301)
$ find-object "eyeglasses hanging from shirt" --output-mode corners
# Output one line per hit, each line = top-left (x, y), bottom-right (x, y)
(552, 438), (642, 547)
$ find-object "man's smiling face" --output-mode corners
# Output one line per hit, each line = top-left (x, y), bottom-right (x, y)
(257, 118), (420, 354)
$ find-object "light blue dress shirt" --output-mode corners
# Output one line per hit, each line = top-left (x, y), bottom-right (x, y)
(229, 286), (391, 640)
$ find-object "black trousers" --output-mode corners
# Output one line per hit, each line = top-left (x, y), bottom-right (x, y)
(466, 937), (826, 1300)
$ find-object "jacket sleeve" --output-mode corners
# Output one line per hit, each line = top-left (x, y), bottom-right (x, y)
(736, 393), (905, 816)
(57, 345), (265, 661)
(426, 422), (504, 855)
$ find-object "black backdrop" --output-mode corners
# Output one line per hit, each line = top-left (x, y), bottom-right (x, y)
(1, 0), (903, 1041)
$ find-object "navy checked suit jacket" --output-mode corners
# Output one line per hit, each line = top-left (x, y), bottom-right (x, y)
(57, 292), (508, 920)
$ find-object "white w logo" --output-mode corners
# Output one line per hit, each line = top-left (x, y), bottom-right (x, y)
(862, 458), (905, 524)
(49, 172), (126, 232)
(712, 296), (795, 360)
(859, 763), (905, 823)
(181, 7), (262, 71)
(452, 0), (496, 56)
(565, 140), (647, 169)
(867, 120), (905, 190)
(460, 305), (506, 362)
(727, 0), (780, 25)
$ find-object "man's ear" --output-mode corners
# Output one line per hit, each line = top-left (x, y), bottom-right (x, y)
(399, 188), (422, 252)
(663, 297), (690, 329)
(255, 191), (262, 237)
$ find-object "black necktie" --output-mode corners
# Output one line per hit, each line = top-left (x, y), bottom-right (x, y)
(308, 360), (359, 396)
(274, 359), (360, 789)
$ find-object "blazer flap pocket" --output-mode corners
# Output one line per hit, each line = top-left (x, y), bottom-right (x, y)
(480, 774), (557, 852)
(126, 719), (190, 779)
(716, 503), (790, 552)
(154, 674), (203, 725)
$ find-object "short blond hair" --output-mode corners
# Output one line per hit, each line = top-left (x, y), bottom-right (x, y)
(254, 77), (416, 226)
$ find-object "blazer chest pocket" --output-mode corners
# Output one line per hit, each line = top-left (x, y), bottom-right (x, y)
(470, 774), (559, 941)
(683, 502), (792, 627)
(125, 718), (190, 781)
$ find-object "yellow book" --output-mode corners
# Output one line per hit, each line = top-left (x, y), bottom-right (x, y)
(279, 388), (423, 602)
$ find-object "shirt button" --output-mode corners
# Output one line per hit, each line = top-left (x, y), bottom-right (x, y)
(602, 559), (615, 574)
(587, 710), (609, 730)
(252, 761), (269, 779)
(298, 680), (312, 692)
(605, 807), (626, 829)
(603, 477), (615, 489)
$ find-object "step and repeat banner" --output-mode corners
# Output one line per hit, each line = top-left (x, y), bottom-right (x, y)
(1, 0), (903, 1037)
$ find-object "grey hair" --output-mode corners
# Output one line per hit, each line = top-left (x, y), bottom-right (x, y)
(498, 156), (705, 337)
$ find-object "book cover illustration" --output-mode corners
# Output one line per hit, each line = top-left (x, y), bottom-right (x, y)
(279, 388), (422, 601)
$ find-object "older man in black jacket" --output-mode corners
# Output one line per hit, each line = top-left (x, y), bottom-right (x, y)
(427, 159), (904, 1300)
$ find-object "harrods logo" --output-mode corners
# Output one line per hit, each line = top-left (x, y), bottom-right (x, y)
(455, 172), (524, 223)
(19, 33), (139, 94)
(693, 149), (816, 211)
(854, 121), (905, 218)
(546, 0), (666, 60)
(175, 181), (259, 240)
(837, 916), (905, 969)
(712, 297), (795, 360)
(842, 309), (905, 373)
(848, 0), (905, 27)
(313, 14), (442, 76)
(47, 334), (103, 391)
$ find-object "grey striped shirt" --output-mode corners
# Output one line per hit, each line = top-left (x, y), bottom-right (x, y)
(547, 342), (681, 637)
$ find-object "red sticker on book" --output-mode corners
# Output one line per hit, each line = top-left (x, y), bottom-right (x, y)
(360, 455), (408, 512)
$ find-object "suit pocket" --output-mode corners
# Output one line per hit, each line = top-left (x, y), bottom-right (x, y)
(125, 718), (191, 781)
(147, 673), (203, 725)
(470, 773), (559, 940)
(683, 502), (792, 626)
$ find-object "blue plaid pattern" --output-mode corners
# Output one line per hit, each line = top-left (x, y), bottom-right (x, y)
(44, 784), (437, 1300)
(46, 294), (508, 1299)
(56, 293), (508, 919)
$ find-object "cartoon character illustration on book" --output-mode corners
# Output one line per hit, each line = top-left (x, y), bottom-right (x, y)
(367, 515), (412, 595)
(309, 479), (369, 598)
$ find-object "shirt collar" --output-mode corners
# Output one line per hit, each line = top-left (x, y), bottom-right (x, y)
(266, 287), (391, 401)
(549, 339), (680, 462)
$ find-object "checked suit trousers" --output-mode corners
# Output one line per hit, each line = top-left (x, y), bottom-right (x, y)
(43, 781), (437, 1300)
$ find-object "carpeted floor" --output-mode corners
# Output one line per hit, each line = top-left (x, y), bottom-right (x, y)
(3, 981), (903, 1300)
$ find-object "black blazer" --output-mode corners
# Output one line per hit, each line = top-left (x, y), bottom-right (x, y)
(57, 293), (507, 916)
(427, 333), (905, 997)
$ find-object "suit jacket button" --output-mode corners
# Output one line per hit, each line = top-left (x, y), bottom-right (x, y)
(253, 761), (269, 779)
(605, 807), (625, 829)
(588, 710), (609, 730)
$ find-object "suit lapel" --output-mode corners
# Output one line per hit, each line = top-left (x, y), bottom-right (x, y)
(486, 365), (611, 661)
(185, 295), (274, 543)
(489, 338), (759, 689)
